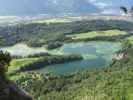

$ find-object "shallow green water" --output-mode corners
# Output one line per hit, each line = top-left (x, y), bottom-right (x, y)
(37, 41), (122, 75)
(0, 43), (47, 57)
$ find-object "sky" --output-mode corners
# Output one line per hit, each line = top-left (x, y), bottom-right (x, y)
(87, 0), (133, 14)
(0, 0), (132, 16)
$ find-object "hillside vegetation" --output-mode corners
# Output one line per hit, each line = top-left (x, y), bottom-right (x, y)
(0, 20), (133, 47)
(7, 42), (133, 100)
(1, 19), (133, 100)
(0, 51), (32, 100)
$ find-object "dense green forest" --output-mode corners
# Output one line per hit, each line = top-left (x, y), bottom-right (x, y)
(0, 20), (133, 47)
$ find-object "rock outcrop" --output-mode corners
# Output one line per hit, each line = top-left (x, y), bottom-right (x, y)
(0, 77), (32, 100)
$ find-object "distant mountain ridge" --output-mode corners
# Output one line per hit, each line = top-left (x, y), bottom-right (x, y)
(0, 15), (132, 26)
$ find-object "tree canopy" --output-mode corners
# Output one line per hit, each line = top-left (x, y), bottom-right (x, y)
(0, 51), (11, 77)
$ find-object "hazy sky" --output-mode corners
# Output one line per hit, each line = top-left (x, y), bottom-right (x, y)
(88, 0), (132, 14)
(0, 0), (132, 16)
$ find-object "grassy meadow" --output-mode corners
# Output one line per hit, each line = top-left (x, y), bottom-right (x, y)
(68, 30), (128, 40)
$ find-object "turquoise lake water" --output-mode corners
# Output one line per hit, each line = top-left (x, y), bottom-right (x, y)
(37, 41), (122, 75)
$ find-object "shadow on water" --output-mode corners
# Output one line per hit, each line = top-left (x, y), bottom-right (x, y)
(38, 56), (106, 75)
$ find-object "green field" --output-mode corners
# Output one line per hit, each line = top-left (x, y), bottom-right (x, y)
(128, 36), (133, 44)
(68, 30), (127, 40)
(8, 57), (41, 72)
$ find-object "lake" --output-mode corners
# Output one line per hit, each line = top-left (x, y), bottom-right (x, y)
(37, 41), (122, 75)
(0, 41), (122, 75)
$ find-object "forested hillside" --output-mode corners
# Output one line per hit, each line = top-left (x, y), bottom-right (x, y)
(0, 20), (133, 47)
(1, 18), (133, 100)
(8, 42), (133, 100)
(0, 51), (32, 100)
